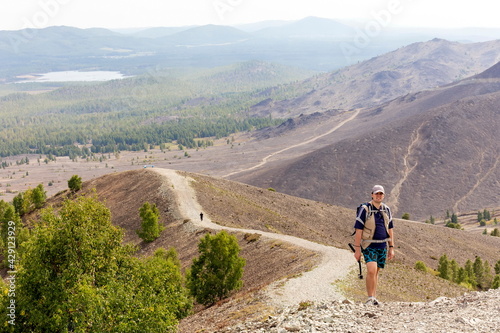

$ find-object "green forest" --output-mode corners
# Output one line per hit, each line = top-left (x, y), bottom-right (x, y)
(0, 61), (315, 158)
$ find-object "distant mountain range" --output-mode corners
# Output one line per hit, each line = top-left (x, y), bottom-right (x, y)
(1, 16), (499, 80)
(246, 38), (500, 117)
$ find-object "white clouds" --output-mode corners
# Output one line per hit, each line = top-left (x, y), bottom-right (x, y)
(1, 0), (499, 30)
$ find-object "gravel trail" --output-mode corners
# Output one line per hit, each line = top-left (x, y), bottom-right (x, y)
(153, 168), (355, 307)
(154, 168), (500, 333)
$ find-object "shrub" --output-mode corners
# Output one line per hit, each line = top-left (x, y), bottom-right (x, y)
(492, 275), (500, 289)
(187, 230), (246, 306)
(137, 202), (163, 242)
(68, 174), (82, 192)
(415, 261), (428, 272)
(445, 222), (462, 229)
(438, 254), (450, 280)
(243, 233), (261, 243)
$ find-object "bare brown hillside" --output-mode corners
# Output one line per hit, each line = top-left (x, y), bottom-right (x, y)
(234, 67), (500, 220)
(37, 169), (318, 285)
(188, 172), (500, 269)
(24, 169), (500, 332)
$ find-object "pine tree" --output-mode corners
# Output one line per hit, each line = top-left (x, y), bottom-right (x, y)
(492, 275), (500, 289)
(32, 184), (47, 209)
(438, 254), (450, 280)
(464, 259), (476, 287)
(68, 174), (83, 192)
(187, 230), (246, 306)
(456, 267), (467, 285)
(136, 202), (163, 242)
(483, 209), (491, 221)
(449, 259), (459, 283)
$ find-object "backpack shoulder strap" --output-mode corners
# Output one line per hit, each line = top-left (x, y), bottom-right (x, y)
(352, 203), (369, 236)
(355, 203), (370, 225)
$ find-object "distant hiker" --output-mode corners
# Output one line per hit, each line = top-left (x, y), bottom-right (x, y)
(353, 185), (395, 305)
(200, 212), (203, 221)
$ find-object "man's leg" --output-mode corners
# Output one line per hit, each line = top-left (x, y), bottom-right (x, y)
(365, 261), (379, 297)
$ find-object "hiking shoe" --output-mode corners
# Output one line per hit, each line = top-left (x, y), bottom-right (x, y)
(365, 297), (380, 306)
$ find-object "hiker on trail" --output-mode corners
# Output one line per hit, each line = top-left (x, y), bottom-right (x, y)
(353, 185), (395, 305)
(200, 212), (203, 221)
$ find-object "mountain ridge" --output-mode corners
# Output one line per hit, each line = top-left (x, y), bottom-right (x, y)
(247, 38), (500, 119)
(2, 18), (499, 79)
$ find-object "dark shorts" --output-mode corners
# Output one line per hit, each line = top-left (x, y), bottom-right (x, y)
(362, 247), (387, 269)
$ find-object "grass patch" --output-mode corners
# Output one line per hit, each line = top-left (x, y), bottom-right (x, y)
(244, 233), (261, 243)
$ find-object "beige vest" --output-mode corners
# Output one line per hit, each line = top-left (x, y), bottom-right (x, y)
(359, 203), (392, 247)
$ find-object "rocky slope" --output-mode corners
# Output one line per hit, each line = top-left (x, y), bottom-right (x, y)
(220, 290), (500, 333)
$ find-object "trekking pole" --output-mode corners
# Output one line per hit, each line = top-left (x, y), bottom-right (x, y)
(348, 243), (363, 279)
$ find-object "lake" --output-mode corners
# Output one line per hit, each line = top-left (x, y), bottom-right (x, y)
(16, 71), (131, 83)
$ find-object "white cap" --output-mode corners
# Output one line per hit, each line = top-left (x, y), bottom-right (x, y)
(372, 185), (385, 194)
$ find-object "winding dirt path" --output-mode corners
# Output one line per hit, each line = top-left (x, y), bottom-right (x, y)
(222, 109), (360, 178)
(388, 124), (423, 212)
(153, 168), (355, 307)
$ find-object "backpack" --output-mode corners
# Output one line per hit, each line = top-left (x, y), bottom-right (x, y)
(354, 202), (392, 247)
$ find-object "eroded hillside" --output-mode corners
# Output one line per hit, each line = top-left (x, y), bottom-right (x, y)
(233, 63), (500, 220)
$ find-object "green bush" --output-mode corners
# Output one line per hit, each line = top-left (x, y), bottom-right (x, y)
(492, 275), (500, 289)
(187, 230), (246, 306)
(415, 261), (428, 272)
(445, 222), (462, 229)
(136, 202), (163, 242)
(438, 254), (450, 280)
(68, 174), (82, 192)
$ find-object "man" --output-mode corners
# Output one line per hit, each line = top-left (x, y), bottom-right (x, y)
(353, 185), (395, 305)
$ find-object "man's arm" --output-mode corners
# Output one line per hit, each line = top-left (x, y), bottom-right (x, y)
(353, 229), (363, 261)
(388, 228), (395, 260)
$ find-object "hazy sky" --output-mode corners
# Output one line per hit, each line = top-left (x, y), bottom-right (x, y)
(1, 0), (500, 31)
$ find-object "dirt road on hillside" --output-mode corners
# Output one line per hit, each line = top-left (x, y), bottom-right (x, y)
(222, 109), (360, 178)
(153, 168), (355, 307)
